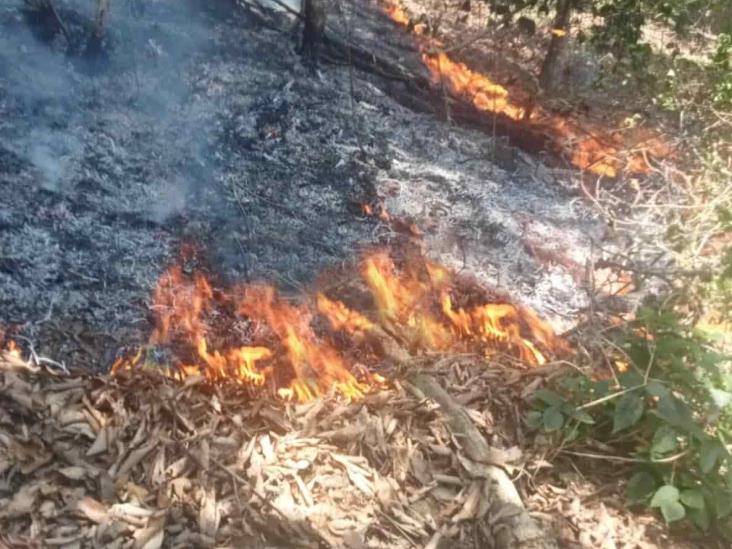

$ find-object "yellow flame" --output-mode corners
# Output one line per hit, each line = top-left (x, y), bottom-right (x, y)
(113, 248), (568, 400)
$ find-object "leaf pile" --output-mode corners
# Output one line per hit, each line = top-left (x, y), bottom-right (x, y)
(0, 349), (533, 549)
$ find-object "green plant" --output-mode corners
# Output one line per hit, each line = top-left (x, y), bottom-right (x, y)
(526, 305), (732, 536)
(710, 33), (732, 107)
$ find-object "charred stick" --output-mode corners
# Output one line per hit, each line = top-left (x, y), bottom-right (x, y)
(87, 0), (110, 55)
(26, 0), (73, 48)
(300, 0), (326, 66)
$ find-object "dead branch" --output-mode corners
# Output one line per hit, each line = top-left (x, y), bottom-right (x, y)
(409, 373), (558, 549)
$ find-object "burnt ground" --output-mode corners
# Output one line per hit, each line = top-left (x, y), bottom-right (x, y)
(0, 0), (605, 367)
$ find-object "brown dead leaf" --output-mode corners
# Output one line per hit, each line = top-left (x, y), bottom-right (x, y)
(133, 516), (166, 549)
(198, 486), (219, 538)
(0, 486), (37, 519)
(410, 448), (431, 485)
(451, 482), (482, 523)
(58, 466), (91, 481)
(86, 426), (118, 457)
(76, 496), (109, 524)
(116, 440), (158, 478)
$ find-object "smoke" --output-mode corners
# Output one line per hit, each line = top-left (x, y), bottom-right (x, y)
(0, 0), (215, 216)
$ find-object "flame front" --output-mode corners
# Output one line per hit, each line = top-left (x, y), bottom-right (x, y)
(422, 52), (527, 121)
(379, 0), (672, 176)
(113, 250), (568, 400)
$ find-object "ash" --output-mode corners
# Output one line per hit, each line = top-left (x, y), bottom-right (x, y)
(0, 0), (604, 366)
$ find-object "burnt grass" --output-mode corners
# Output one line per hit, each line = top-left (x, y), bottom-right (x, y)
(0, 0), (604, 368)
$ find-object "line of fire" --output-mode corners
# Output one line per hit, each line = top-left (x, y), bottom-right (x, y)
(379, 0), (674, 178)
(109, 246), (570, 401)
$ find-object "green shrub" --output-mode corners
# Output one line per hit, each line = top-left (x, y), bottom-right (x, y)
(526, 305), (732, 536)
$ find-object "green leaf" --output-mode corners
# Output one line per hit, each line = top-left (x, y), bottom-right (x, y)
(646, 380), (670, 399)
(680, 489), (705, 510)
(543, 407), (564, 432)
(525, 411), (542, 430)
(655, 334), (688, 358)
(571, 409), (595, 425)
(689, 506), (711, 531)
(701, 351), (725, 374)
(714, 489), (732, 518)
(700, 440), (727, 473)
(654, 392), (698, 434)
(651, 485), (680, 508)
(618, 371), (644, 389)
(613, 391), (645, 433)
(533, 389), (564, 407)
(660, 501), (686, 523)
(651, 425), (678, 457)
(626, 471), (657, 505)
(563, 423), (580, 442)
(593, 379), (610, 400)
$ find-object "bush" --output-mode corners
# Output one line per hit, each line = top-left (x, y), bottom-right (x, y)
(526, 304), (732, 537)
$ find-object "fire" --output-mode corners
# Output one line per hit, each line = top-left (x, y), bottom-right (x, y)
(362, 202), (391, 222)
(422, 52), (527, 121)
(113, 249), (568, 401)
(383, 2), (409, 26)
(378, 0), (672, 176)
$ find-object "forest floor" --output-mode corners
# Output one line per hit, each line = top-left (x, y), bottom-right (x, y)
(0, 0), (724, 547)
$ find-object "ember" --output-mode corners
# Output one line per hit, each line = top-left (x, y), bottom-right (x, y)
(379, 0), (672, 177)
(113, 249), (568, 400)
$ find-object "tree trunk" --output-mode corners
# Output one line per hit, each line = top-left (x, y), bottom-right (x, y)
(86, 0), (110, 56)
(538, 0), (572, 92)
(300, 0), (326, 67)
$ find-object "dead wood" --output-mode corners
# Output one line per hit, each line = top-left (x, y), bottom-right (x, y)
(408, 373), (558, 549)
(22, 0), (73, 48)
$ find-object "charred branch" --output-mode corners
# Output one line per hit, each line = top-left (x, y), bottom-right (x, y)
(21, 0), (73, 48)
(86, 0), (111, 58)
(299, 0), (327, 66)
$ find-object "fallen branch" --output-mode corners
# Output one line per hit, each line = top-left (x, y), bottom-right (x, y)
(409, 373), (557, 549)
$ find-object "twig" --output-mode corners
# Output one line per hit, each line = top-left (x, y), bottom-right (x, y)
(560, 448), (691, 464)
(575, 383), (644, 411)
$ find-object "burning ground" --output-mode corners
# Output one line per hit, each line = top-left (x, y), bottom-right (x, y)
(0, 0), (608, 366)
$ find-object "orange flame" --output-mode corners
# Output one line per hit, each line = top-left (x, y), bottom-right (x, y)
(379, 0), (672, 176)
(384, 2), (409, 26)
(113, 249), (568, 400)
(362, 202), (391, 222)
(422, 52), (527, 121)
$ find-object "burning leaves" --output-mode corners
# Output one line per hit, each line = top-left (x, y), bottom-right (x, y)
(113, 249), (568, 401)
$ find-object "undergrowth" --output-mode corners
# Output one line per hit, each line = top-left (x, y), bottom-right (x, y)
(527, 300), (732, 537)
(521, 9), (732, 539)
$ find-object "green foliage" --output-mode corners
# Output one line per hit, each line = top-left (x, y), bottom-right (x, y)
(710, 33), (732, 106)
(590, 0), (645, 59)
(526, 305), (732, 537)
